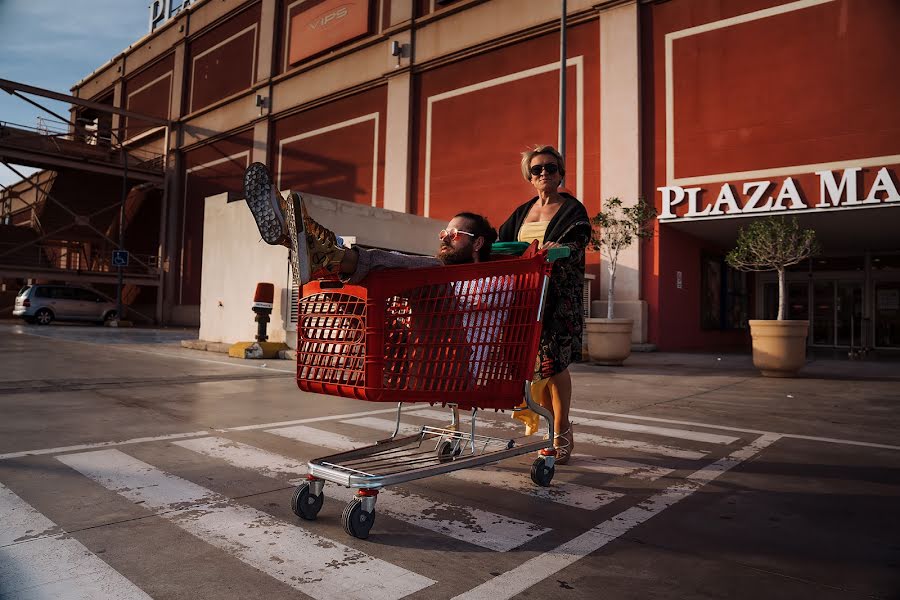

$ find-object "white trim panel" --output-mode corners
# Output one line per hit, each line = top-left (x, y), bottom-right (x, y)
(276, 112), (381, 206)
(424, 57), (584, 217)
(661, 0), (898, 187)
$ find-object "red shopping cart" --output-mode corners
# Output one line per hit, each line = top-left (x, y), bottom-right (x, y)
(292, 242), (567, 538)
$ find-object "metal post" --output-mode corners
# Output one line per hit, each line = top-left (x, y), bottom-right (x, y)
(558, 0), (567, 167)
(116, 144), (128, 322)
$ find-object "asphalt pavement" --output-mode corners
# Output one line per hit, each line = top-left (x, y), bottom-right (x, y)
(1, 321), (898, 600)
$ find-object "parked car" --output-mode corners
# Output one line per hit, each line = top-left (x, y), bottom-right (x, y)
(13, 285), (118, 325)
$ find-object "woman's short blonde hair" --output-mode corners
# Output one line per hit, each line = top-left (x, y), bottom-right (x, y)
(520, 145), (566, 182)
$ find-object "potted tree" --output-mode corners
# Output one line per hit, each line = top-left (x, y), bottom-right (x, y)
(726, 216), (820, 377)
(585, 197), (657, 365)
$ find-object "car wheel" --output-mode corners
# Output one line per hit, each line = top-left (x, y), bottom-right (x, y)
(34, 308), (54, 325)
(102, 310), (118, 323)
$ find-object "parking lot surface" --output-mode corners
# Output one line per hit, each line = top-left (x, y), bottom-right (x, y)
(1, 322), (898, 599)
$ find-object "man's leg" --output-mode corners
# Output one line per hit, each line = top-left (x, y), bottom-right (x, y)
(346, 248), (442, 284)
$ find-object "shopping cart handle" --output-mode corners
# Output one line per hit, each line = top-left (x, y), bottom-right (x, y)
(545, 246), (570, 262)
(490, 241), (570, 262)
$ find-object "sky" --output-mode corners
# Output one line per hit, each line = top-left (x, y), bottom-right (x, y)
(0, 0), (151, 188)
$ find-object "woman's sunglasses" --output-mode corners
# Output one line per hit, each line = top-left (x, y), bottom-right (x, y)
(439, 227), (476, 242)
(529, 163), (559, 177)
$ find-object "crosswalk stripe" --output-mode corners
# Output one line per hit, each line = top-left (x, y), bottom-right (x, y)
(178, 436), (549, 552)
(333, 418), (624, 510)
(567, 455), (674, 481)
(569, 416), (739, 444)
(0, 483), (153, 600)
(404, 408), (724, 458)
(451, 434), (783, 600)
(57, 449), (434, 600)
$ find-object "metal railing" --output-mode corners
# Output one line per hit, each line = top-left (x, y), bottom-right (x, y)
(0, 120), (164, 173)
(0, 240), (159, 277)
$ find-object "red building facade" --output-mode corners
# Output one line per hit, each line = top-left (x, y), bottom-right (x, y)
(70, 0), (900, 349)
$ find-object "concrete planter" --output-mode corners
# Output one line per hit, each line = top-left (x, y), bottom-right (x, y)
(585, 318), (634, 366)
(748, 320), (809, 377)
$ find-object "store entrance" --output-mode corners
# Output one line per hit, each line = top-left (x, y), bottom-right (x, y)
(760, 253), (900, 350)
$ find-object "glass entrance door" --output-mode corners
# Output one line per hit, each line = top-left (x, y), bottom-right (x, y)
(811, 281), (864, 347)
(836, 282), (863, 347)
(874, 282), (900, 348)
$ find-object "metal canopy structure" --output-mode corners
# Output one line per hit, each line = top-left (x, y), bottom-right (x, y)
(0, 79), (173, 323)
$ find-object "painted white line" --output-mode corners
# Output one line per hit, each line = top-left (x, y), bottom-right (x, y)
(452, 434), (782, 600)
(57, 449), (434, 600)
(568, 455), (674, 482)
(448, 467), (623, 510)
(572, 430), (706, 461)
(569, 415), (739, 445)
(227, 407), (401, 431)
(570, 408), (900, 452)
(406, 410), (707, 460)
(0, 408), (404, 461)
(268, 425), (360, 452)
(178, 435), (549, 552)
(0, 483), (153, 600)
(337, 418), (624, 510)
(0, 431), (210, 461)
(174, 437), (309, 485)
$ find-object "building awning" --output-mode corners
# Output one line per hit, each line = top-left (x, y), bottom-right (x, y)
(660, 205), (900, 253)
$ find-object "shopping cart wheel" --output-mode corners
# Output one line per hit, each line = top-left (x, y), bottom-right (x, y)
(291, 482), (324, 520)
(530, 456), (555, 487)
(342, 498), (375, 539)
(436, 440), (456, 463)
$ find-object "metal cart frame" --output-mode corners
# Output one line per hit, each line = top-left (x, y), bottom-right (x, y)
(291, 245), (565, 539)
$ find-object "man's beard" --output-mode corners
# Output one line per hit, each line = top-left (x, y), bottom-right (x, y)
(438, 244), (472, 265)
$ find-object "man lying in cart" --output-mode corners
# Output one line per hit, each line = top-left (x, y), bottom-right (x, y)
(243, 162), (514, 408)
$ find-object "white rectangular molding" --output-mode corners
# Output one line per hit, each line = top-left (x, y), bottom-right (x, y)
(660, 0), (900, 187)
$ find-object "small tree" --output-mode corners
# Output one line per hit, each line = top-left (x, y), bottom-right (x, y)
(726, 216), (820, 320)
(590, 197), (657, 319)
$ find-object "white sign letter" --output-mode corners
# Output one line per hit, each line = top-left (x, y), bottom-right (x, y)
(742, 181), (773, 213)
(772, 177), (805, 211)
(816, 167), (862, 207)
(863, 167), (900, 204)
(709, 184), (741, 216)
(149, 0), (169, 31)
(658, 186), (685, 219)
(684, 187), (709, 218)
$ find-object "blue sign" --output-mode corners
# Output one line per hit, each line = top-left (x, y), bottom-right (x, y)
(112, 250), (129, 267)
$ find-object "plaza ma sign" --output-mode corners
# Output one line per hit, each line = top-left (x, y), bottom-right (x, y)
(658, 166), (898, 221)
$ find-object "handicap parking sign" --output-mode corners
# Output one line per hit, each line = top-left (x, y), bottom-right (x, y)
(112, 250), (129, 267)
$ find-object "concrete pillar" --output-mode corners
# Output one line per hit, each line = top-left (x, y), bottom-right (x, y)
(383, 72), (412, 213)
(256, 0), (277, 81)
(252, 120), (269, 167)
(597, 1), (646, 341)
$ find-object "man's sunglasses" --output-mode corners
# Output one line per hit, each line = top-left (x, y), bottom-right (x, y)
(529, 163), (559, 177)
(439, 227), (476, 241)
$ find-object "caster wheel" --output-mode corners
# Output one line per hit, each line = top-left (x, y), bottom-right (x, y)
(342, 498), (375, 539)
(436, 440), (455, 463)
(291, 482), (324, 520)
(530, 456), (555, 487)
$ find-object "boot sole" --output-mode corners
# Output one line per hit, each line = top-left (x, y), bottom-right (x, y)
(289, 192), (311, 285)
(243, 162), (286, 245)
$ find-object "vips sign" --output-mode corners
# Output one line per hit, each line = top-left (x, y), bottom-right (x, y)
(288, 0), (370, 65)
(658, 167), (899, 221)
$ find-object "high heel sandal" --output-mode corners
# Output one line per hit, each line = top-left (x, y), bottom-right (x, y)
(553, 423), (574, 465)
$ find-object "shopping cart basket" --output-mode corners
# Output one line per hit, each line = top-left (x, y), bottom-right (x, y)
(292, 242), (568, 538)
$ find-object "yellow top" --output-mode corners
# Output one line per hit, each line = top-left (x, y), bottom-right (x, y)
(517, 221), (550, 246)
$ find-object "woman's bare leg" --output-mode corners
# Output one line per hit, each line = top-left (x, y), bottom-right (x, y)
(546, 369), (573, 462)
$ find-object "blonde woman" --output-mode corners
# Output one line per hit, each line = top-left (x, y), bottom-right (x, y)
(498, 145), (590, 464)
